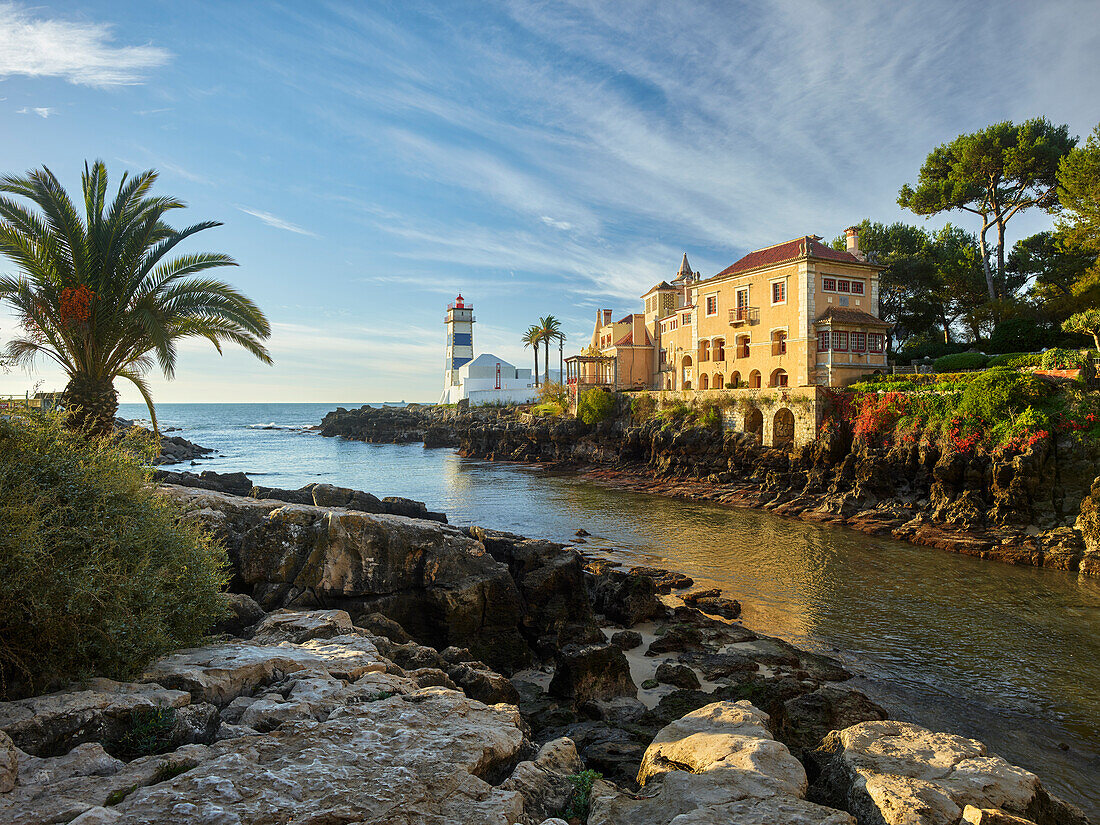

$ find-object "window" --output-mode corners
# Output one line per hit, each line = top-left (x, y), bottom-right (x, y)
(669, 319), (677, 330)
(705, 295), (718, 316)
(836, 279), (850, 293)
(852, 332), (867, 352)
(832, 331), (848, 351)
(771, 281), (786, 304)
(736, 288), (749, 310)
(818, 331), (830, 351)
(850, 280), (865, 296)
(683, 312), (692, 324)
(869, 333), (885, 353)
(822, 277), (836, 292)
(771, 330), (787, 356)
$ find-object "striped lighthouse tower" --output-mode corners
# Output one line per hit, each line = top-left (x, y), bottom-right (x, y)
(443, 294), (475, 400)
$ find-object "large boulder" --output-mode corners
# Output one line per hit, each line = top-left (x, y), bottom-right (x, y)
(0, 680), (191, 757)
(548, 643), (636, 705)
(0, 730), (16, 793)
(585, 563), (665, 626)
(590, 700), (854, 825)
(161, 486), (531, 673)
(782, 685), (889, 760)
(810, 720), (1088, 825)
(499, 737), (586, 824)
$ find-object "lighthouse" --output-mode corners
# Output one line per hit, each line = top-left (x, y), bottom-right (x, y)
(443, 294), (475, 397)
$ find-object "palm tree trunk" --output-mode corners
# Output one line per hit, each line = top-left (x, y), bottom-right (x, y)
(533, 344), (539, 387)
(61, 373), (119, 438)
(544, 340), (550, 386)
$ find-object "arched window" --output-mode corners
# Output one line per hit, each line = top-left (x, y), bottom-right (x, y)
(713, 372), (723, 389)
(737, 335), (750, 359)
(731, 370), (741, 387)
(749, 370), (761, 388)
(771, 329), (787, 356)
(769, 368), (788, 388)
(773, 408), (795, 448)
(713, 338), (725, 361)
(699, 340), (710, 362)
(700, 373), (710, 390)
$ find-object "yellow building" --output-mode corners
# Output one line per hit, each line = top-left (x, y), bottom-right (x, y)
(569, 228), (887, 394)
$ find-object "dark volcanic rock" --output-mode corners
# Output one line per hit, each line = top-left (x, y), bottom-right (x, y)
(548, 643), (636, 704)
(655, 662), (701, 690)
(153, 469), (252, 496)
(584, 562), (665, 626)
(630, 566), (694, 593)
(782, 684), (889, 762)
(610, 630), (643, 650)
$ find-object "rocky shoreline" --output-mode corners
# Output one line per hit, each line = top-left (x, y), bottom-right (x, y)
(0, 474), (1089, 824)
(318, 403), (1100, 576)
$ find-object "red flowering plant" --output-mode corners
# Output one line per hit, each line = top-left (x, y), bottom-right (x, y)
(850, 391), (909, 446)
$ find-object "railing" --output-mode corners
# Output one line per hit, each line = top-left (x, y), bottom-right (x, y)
(729, 307), (759, 325)
(447, 302), (473, 311)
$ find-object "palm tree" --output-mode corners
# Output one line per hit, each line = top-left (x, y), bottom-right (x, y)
(522, 325), (541, 387)
(537, 315), (562, 385)
(0, 161), (271, 437)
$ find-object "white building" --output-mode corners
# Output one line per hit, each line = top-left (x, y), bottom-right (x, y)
(439, 294), (539, 405)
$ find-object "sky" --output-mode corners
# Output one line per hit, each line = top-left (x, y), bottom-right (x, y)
(0, 0), (1098, 403)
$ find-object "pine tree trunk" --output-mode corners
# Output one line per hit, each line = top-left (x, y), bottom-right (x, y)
(61, 373), (119, 438)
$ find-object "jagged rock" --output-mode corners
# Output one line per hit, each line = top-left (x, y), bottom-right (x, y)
(0, 730), (16, 793)
(590, 701), (853, 825)
(247, 608), (358, 644)
(782, 685), (888, 760)
(167, 703), (219, 748)
(688, 595), (742, 620)
(548, 644), (636, 705)
(646, 624), (704, 655)
(161, 486), (531, 673)
(110, 688), (528, 824)
(354, 611), (413, 643)
(499, 738), (585, 824)
(585, 563), (665, 626)
(141, 636), (387, 705)
(655, 662), (701, 690)
(250, 484), (314, 504)
(152, 469), (250, 495)
(0, 680), (191, 756)
(629, 566), (694, 593)
(809, 720), (1088, 825)
(963, 806), (1040, 824)
(446, 662), (521, 706)
(212, 592), (266, 637)
(611, 630), (643, 650)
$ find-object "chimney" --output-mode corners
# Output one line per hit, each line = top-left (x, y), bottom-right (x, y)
(845, 226), (863, 259)
(603, 309), (613, 326)
(632, 313), (646, 348)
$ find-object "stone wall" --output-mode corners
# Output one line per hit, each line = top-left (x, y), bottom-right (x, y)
(648, 386), (822, 448)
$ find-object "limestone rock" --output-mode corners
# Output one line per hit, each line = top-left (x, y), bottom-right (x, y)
(500, 737), (585, 824)
(655, 662), (701, 690)
(637, 700), (807, 796)
(111, 687), (528, 824)
(141, 636), (387, 705)
(247, 608), (358, 644)
(962, 806), (1040, 824)
(0, 730), (15, 793)
(783, 684), (889, 759)
(548, 643), (636, 704)
(211, 592), (266, 637)
(0, 679), (191, 756)
(810, 720), (1088, 825)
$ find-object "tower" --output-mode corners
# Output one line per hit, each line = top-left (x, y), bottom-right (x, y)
(443, 294), (475, 395)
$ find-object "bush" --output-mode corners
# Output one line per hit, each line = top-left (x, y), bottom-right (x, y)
(537, 382), (569, 407)
(0, 414), (229, 698)
(896, 337), (969, 364)
(1039, 348), (1088, 370)
(576, 388), (615, 425)
(987, 352), (1042, 368)
(959, 367), (1048, 422)
(530, 402), (563, 417)
(630, 392), (657, 421)
(932, 352), (989, 372)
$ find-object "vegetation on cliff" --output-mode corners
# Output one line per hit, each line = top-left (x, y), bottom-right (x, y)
(0, 414), (228, 698)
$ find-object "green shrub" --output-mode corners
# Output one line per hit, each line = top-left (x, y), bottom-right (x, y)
(659, 402), (691, 423)
(537, 381), (570, 407)
(1039, 348), (1088, 370)
(0, 414), (229, 698)
(531, 402), (564, 417)
(933, 352), (989, 372)
(959, 367), (1048, 422)
(896, 336), (969, 364)
(576, 388), (615, 425)
(107, 706), (178, 760)
(630, 392), (658, 421)
(988, 317), (1055, 354)
(562, 770), (602, 821)
(987, 352), (1042, 368)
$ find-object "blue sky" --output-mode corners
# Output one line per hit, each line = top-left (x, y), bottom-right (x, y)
(1, 0), (1098, 402)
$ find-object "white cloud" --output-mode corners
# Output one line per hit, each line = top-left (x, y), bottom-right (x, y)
(16, 105), (55, 118)
(540, 216), (573, 231)
(0, 2), (170, 87)
(237, 208), (318, 238)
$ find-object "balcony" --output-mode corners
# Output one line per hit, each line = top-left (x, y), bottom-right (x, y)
(729, 307), (759, 326)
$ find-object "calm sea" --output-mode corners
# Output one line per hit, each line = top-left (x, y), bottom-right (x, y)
(123, 402), (1100, 814)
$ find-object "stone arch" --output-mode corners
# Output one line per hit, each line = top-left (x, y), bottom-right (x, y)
(744, 407), (763, 443)
(681, 354), (693, 389)
(713, 372), (723, 389)
(699, 340), (711, 362)
(773, 408), (795, 448)
(700, 373), (710, 390)
(713, 337), (725, 360)
(748, 370), (762, 388)
(769, 368), (788, 388)
(731, 370), (741, 387)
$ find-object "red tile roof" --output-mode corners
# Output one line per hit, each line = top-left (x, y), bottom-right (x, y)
(614, 328), (652, 347)
(713, 236), (870, 279)
(814, 306), (891, 328)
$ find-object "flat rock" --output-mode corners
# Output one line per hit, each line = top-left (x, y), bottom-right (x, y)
(141, 636), (387, 705)
(247, 608), (359, 644)
(0, 680), (191, 756)
(111, 687), (527, 824)
(810, 720), (1087, 825)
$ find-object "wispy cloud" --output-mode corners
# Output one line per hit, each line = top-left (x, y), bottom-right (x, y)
(540, 216), (573, 231)
(0, 2), (170, 87)
(16, 106), (55, 118)
(237, 208), (318, 238)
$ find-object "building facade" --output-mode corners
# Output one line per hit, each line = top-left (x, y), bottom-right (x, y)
(570, 228), (888, 394)
(440, 295), (538, 405)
